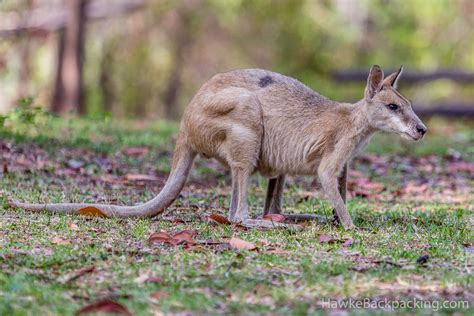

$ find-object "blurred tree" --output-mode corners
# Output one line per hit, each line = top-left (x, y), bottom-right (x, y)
(162, 1), (200, 120)
(52, 0), (88, 114)
(17, 0), (34, 101)
(0, 0), (472, 117)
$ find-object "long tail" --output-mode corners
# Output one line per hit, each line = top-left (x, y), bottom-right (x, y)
(9, 135), (196, 218)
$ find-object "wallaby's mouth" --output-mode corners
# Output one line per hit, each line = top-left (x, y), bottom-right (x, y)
(403, 130), (423, 141)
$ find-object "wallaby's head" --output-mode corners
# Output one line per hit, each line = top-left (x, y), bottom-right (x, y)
(362, 65), (427, 141)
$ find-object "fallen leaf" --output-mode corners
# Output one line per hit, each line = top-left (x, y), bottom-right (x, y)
(15, 157), (34, 167)
(145, 277), (163, 283)
(349, 176), (385, 199)
(76, 299), (132, 316)
(55, 168), (77, 176)
(61, 266), (95, 283)
(51, 236), (71, 245)
(67, 159), (84, 170)
(68, 223), (79, 230)
(448, 161), (474, 173)
(342, 238), (354, 247)
(317, 234), (334, 243)
(148, 231), (172, 244)
(208, 213), (231, 225)
(125, 173), (159, 182)
(78, 206), (108, 218)
(318, 234), (354, 247)
(149, 291), (168, 299)
(266, 248), (290, 255)
(229, 237), (257, 250)
(100, 175), (127, 185)
(124, 147), (149, 156)
(169, 230), (197, 246)
(263, 214), (286, 223)
(148, 230), (197, 246)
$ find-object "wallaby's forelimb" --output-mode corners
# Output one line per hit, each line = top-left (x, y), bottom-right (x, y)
(10, 137), (196, 218)
(262, 175), (328, 224)
(318, 164), (354, 229)
(332, 164), (348, 224)
(263, 175), (285, 215)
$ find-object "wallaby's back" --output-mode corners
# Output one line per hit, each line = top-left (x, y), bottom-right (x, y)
(182, 68), (340, 176)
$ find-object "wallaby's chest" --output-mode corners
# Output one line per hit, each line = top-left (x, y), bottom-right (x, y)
(350, 134), (373, 159)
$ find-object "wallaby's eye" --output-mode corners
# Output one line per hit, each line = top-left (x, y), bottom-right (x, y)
(387, 103), (398, 111)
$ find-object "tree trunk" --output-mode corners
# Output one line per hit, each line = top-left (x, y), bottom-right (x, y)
(51, 0), (87, 114)
(162, 7), (194, 120)
(99, 44), (115, 114)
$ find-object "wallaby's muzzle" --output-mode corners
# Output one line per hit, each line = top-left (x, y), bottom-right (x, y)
(405, 112), (427, 141)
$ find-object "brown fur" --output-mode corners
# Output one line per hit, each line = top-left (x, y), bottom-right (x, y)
(10, 65), (427, 229)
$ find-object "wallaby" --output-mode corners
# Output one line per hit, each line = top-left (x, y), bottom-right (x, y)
(10, 65), (427, 230)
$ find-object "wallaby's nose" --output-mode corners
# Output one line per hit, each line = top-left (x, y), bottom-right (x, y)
(416, 123), (427, 136)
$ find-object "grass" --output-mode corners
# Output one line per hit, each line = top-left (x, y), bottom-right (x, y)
(0, 116), (473, 315)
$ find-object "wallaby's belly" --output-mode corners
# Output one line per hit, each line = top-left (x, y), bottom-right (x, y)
(258, 126), (323, 177)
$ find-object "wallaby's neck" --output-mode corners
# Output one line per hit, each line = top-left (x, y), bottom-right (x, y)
(337, 99), (375, 138)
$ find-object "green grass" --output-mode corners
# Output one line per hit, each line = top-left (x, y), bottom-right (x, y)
(0, 117), (473, 315)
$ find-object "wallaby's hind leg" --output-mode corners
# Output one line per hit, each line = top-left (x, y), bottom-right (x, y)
(229, 170), (239, 219)
(263, 175), (326, 223)
(229, 167), (252, 222)
(228, 159), (298, 229)
(263, 175), (286, 215)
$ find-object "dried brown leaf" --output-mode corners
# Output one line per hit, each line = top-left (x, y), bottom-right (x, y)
(208, 213), (231, 225)
(125, 173), (159, 182)
(148, 231), (172, 244)
(263, 214), (286, 223)
(68, 223), (79, 230)
(78, 206), (108, 218)
(170, 230), (197, 245)
(123, 147), (149, 156)
(145, 277), (164, 283)
(317, 234), (334, 243)
(76, 299), (131, 315)
(62, 266), (95, 283)
(342, 238), (354, 247)
(229, 237), (257, 250)
(148, 230), (197, 246)
(149, 291), (168, 299)
(51, 236), (71, 245)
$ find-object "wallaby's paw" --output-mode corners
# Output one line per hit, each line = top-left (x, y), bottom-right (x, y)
(229, 213), (250, 224)
(240, 219), (303, 231)
(342, 222), (356, 230)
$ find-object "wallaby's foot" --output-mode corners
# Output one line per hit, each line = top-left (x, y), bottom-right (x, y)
(240, 219), (302, 230)
(330, 209), (355, 229)
(343, 223), (356, 230)
(229, 213), (250, 224)
(329, 208), (355, 230)
(333, 217), (355, 230)
(283, 213), (327, 222)
(331, 209), (340, 225)
(264, 207), (283, 215)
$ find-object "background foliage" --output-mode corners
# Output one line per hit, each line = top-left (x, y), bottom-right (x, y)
(0, 0), (473, 118)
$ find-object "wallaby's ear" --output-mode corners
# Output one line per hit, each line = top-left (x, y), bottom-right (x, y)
(383, 65), (403, 89)
(364, 65), (384, 101)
